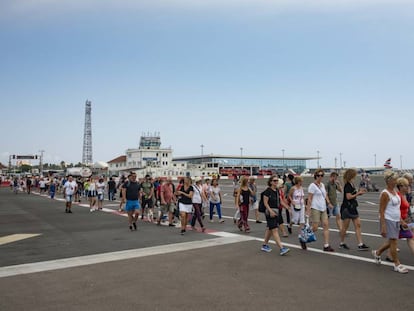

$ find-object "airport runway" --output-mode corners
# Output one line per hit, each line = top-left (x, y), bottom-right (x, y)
(0, 178), (413, 311)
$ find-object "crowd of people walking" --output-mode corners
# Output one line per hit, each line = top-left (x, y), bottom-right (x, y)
(5, 168), (414, 274)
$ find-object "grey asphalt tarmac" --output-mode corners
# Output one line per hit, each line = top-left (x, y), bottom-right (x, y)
(1, 177), (413, 311)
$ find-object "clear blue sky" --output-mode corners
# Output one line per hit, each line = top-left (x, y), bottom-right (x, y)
(1, 0), (413, 170)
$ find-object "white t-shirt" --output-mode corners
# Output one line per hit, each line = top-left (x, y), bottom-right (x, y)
(210, 186), (221, 204)
(96, 182), (105, 194)
(308, 182), (327, 212)
(64, 180), (77, 196)
(192, 184), (203, 204)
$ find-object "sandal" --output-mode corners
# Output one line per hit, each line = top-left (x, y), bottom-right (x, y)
(393, 264), (408, 274)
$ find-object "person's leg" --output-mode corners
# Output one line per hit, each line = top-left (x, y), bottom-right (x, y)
(353, 217), (364, 245)
(389, 239), (401, 266)
(216, 202), (223, 220)
(311, 209), (319, 233)
(180, 210), (187, 233)
(407, 238), (414, 256)
(322, 217), (330, 246)
(376, 240), (391, 256)
(209, 202), (214, 221)
(127, 210), (134, 230)
(340, 218), (351, 244)
(195, 204), (204, 230)
(271, 228), (284, 249)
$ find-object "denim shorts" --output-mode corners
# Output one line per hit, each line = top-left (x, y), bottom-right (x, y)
(328, 204), (340, 216)
(125, 200), (140, 212)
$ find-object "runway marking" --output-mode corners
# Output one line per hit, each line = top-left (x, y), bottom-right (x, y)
(26, 190), (413, 273)
(0, 234), (41, 246)
(258, 237), (414, 271)
(0, 233), (254, 278)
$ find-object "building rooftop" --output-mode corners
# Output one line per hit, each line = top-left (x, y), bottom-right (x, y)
(107, 155), (127, 164)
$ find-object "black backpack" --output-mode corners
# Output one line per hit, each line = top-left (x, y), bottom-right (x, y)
(258, 191), (266, 213)
(258, 188), (279, 213)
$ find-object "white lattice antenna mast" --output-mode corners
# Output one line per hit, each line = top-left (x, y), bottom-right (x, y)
(82, 100), (93, 166)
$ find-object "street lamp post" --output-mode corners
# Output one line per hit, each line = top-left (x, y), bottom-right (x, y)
(39, 150), (45, 176)
(317, 150), (320, 168)
(374, 154), (377, 167)
(200, 144), (204, 157)
(339, 152), (343, 169)
(400, 155), (403, 170)
(240, 147), (243, 168)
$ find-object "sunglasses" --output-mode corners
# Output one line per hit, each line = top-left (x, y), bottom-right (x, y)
(272, 179), (278, 182)
(316, 174), (324, 177)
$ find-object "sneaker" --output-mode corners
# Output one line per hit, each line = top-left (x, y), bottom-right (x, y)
(323, 245), (334, 252)
(372, 250), (381, 264)
(358, 244), (370, 251)
(219, 219), (225, 223)
(256, 220), (262, 224)
(168, 223), (175, 227)
(129, 225), (133, 231)
(133, 222), (137, 230)
(180, 229), (185, 235)
(393, 264), (408, 274)
(261, 244), (272, 253)
(339, 243), (350, 250)
(287, 226), (292, 234)
(209, 220), (214, 223)
(279, 247), (290, 256)
(68, 210), (72, 213)
(90, 208), (95, 212)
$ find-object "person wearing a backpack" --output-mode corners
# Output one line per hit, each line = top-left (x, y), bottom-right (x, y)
(260, 175), (290, 256)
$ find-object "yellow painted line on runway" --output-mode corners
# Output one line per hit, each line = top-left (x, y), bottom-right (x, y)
(0, 234), (41, 246)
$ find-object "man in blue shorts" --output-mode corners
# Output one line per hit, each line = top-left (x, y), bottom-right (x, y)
(122, 172), (141, 231)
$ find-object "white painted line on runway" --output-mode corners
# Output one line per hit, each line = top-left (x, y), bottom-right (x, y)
(0, 234), (41, 246)
(364, 201), (377, 206)
(0, 233), (255, 278)
(6, 191), (413, 277)
(253, 237), (414, 271)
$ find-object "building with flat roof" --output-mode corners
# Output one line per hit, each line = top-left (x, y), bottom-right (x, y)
(107, 133), (317, 178)
(173, 154), (317, 176)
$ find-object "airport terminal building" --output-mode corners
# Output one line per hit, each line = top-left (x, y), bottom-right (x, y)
(173, 155), (316, 176)
(108, 133), (316, 177)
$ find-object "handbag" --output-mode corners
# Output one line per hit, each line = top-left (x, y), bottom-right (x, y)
(399, 225), (413, 239)
(299, 217), (316, 243)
